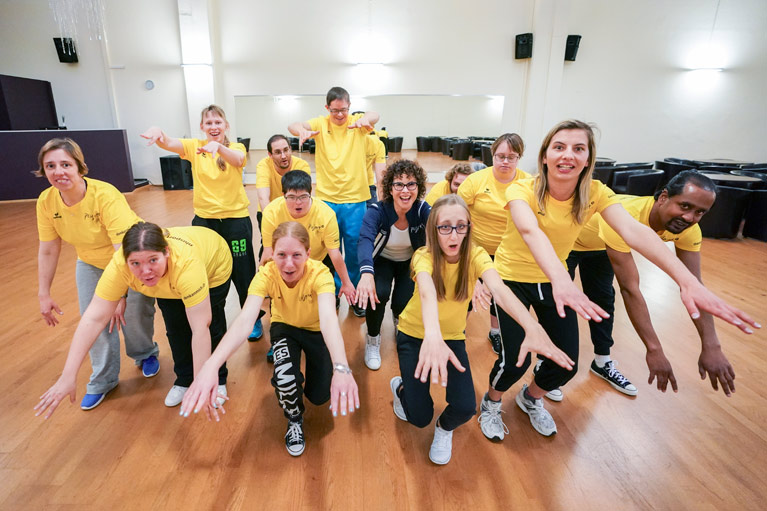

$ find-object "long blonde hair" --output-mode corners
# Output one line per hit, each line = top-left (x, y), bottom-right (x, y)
(534, 120), (597, 224)
(200, 105), (231, 171)
(424, 194), (473, 301)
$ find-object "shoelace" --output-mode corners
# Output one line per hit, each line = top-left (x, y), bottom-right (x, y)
(433, 429), (452, 449)
(605, 362), (630, 386)
(478, 406), (510, 435)
(286, 422), (303, 444)
(367, 336), (381, 347)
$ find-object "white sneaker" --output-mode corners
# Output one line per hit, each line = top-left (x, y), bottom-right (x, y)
(429, 424), (453, 465)
(216, 384), (228, 406)
(390, 376), (407, 421)
(478, 394), (509, 442)
(364, 334), (381, 370)
(515, 384), (557, 436)
(164, 385), (188, 407)
(534, 359), (564, 402)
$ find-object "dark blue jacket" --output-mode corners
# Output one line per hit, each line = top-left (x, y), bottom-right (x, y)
(358, 199), (431, 275)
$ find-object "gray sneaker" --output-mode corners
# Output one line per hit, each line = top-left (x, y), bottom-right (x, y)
(534, 359), (564, 402)
(478, 394), (509, 442)
(390, 376), (407, 421)
(429, 424), (453, 465)
(515, 384), (557, 437)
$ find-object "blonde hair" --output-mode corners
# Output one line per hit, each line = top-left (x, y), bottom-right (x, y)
(272, 221), (310, 252)
(34, 138), (89, 177)
(534, 120), (597, 224)
(200, 105), (231, 171)
(424, 194), (473, 301)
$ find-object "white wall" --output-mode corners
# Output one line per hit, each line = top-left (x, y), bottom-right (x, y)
(1, 0), (765, 184)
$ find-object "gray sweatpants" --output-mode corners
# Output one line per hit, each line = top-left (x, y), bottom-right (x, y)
(76, 260), (158, 394)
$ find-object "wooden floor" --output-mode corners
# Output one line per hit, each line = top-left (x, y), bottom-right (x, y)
(1, 153), (766, 510)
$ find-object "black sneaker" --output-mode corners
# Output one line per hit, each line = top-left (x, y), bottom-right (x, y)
(285, 419), (305, 456)
(488, 331), (502, 355)
(590, 360), (638, 396)
(351, 304), (366, 318)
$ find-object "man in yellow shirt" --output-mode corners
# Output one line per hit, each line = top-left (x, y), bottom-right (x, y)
(255, 134), (311, 213)
(561, 171), (731, 399)
(365, 132), (387, 205)
(288, 86), (379, 317)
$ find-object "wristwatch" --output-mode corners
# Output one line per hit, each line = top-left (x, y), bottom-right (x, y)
(333, 363), (352, 374)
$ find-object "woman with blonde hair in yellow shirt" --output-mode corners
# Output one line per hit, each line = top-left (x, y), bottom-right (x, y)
(141, 105), (262, 340)
(389, 194), (572, 465)
(35, 222), (233, 417)
(479, 120), (759, 440)
(180, 221), (359, 457)
(35, 138), (158, 411)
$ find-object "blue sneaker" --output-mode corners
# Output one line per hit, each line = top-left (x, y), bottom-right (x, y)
(81, 388), (112, 410)
(248, 318), (263, 342)
(266, 345), (274, 363)
(141, 355), (160, 378)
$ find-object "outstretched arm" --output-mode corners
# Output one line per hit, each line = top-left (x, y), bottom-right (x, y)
(606, 247), (678, 392)
(38, 238), (63, 327)
(601, 203), (759, 334)
(140, 127), (185, 157)
(34, 296), (119, 418)
(288, 121), (319, 147)
(349, 111), (379, 131)
(318, 293), (360, 417)
(328, 248), (356, 305)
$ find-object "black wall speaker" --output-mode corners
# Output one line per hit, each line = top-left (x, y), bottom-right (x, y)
(565, 35), (581, 61)
(53, 38), (78, 63)
(160, 155), (193, 190)
(515, 33), (533, 59)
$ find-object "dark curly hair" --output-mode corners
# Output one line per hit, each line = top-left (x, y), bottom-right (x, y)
(381, 159), (427, 203)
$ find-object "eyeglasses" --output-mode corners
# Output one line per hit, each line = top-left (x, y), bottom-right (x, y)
(328, 108), (349, 115)
(392, 181), (418, 191)
(436, 223), (471, 235)
(494, 154), (520, 163)
(285, 194), (311, 203)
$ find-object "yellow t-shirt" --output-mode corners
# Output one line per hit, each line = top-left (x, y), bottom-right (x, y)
(261, 198), (340, 261)
(494, 178), (619, 283)
(398, 246), (495, 341)
(424, 180), (451, 206)
(308, 113), (370, 203)
(255, 155), (311, 204)
(36, 177), (142, 269)
(180, 139), (249, 219)
(95, 226), (232, 307)
(456, 166), (531, 255)
(598, 195), (702, 253)
(248, 258), (335, 331)
(365, 135), (386, 186)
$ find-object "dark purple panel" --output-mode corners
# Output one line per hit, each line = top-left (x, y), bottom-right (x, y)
(0, 129), (135, 201)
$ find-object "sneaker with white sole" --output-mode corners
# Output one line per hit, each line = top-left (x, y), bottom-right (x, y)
(533, 359), (564, 402)
(164, 385), (188, 407)
(429, 424), (453, 465)
(141, 355), (160, 378)
(80, 387), (114, 410)
(285, 419), (305, 456)
(390, 376), (407, 421)
(590, 360), (638, 396)
(515, 384), (557, 437)
(216, 384), (227, 406)
(364, 334), (381, 370)
(478, 394), (509, 442)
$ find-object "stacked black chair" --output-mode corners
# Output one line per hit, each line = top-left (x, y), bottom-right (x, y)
(655, 160), (695, 188)
(481, 145), (493, 167)
(615, 162), (654, 170)
(625, 170), (665, 196)
(698, 186), (752, 239)
(288, 137), (299, 150)
(698, 165), (738, 173)
(430, 137), (442, 152)
(416, 137), (431, 152)
(665, 157), (698, 167)
(742, 189), (767, 242)
(451, 140), (472, 161)
(595, 157), (617, 167)
(236, 137), (250, 152)
(593, 166), (619, 186)
(388, 137), (403, 153)
(732, 170), (767, 189)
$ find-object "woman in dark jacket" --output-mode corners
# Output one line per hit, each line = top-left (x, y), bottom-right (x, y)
(356, 160), (431, 371)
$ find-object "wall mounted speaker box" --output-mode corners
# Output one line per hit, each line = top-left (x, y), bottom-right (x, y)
(565, 35), (581, 61)
(160, 155), (193, 190)
(515, 33), (533, 59)
(53, 38), (78, 63)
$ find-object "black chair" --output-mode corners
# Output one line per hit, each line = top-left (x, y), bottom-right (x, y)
(741, 163), (767, 170)
(441, 137), (457, 156)
(288, 137), (299, 150)
(388, 137), (403, 153)
(236, 137), (250, 152)
(698, 165), (738, 173)
(430, 137), (442, 152)
(665, 157), (698, 167)
(593, 166), (619, 186)
(742, 189), (767, 242)
(731, 170), (767, 188)
(611, 169), (645, 193)
(615, 162), (654, 170)
(654, 160), (695, 188)
(451, 141), (472, 161)
(595, 157), (617, 167)
(698, 186), (752, 239)
(481, 144), (493, 167)
(625, 170), (664, 196)
(416, 136), (431, 152)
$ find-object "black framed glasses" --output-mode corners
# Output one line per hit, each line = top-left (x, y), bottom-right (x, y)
(436, 222), (471, 235)
(392, 181), (418, 191)
(285, 193), (311, 203)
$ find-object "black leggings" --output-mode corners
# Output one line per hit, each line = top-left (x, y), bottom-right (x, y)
(157, 280), (230, 387)
(396, 331), (476, 431)
(488, 280), (579, 393)
(365, 256), (413, 337)
(566, 250), (615, 355)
